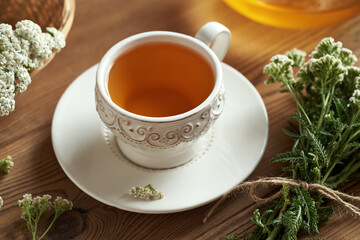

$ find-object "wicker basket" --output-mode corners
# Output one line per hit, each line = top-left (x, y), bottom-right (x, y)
(0, 0), (76, 76)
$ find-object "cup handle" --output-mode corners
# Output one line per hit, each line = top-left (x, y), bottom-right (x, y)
(195, 22), (231, 61)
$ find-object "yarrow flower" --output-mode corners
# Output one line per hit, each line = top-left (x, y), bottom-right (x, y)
(53, 196), (73, 213)
(18, 194), (73, 240)
(350, 89), (360, 106)
(342, 66), (360, 98)
(311, 37), (357, 67)
(0, 20), (65, 116)
(129, 184), (164, 200)
(296, 54), (347, 95)
(311, 37), (342, 59)
(0, 155), (14, 173)
(18, 193), (33, 219)
(286, 48), (306, 67)
(263, 54), (294, 85)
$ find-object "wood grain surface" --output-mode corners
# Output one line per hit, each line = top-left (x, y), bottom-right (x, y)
(1, 0), (360, 239)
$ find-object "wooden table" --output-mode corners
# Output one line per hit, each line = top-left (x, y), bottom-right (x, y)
(1, 0), (359, 239)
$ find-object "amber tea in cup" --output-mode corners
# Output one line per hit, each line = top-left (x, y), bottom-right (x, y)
(108, 42), (215, 117)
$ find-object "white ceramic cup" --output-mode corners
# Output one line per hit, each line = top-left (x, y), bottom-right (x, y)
(95, 22), (231, 169)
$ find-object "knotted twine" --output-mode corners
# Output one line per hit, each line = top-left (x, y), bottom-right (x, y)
(203, 177), (360, 223)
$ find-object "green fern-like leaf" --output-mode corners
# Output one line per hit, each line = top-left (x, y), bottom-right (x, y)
(294, 188), (319, 234)
(282, 128), (300, 140)
(281, 204), (302, 240)
(306, 129), (329, 167)
(318, 130), (333, 138)
(332, 97), (349, 122)
(271, 151), (305, 164)
(251, 209), (271, 235)
(291, 113), (315, 133)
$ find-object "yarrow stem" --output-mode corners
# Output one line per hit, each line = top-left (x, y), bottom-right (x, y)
(38, 211), (60, 240)
(316, 87), (333, 131)
(284, 80), (312, 126)
(334, 161), (360, 187)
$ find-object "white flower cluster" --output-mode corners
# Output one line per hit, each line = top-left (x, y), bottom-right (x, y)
(53, 196), (73, 212)
(270, 54), (293, 65)
(350, 89), (360, 106)
(286, 48), (306, 67)
(0, 155), (14, 173)
(129, 184), (164, 200)
(18, 193), (34, 219)
(0, 20), (65, 116)
(18, 194), (73, 220)
(263, 54), (294, 85)
(21, 194), (52, 219)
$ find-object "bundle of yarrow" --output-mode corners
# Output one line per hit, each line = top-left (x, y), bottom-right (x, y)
(204, 37), (360, 240)
(0, 20), (65, 116)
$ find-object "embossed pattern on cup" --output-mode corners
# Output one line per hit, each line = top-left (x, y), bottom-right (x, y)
(95, 85), (225, 149)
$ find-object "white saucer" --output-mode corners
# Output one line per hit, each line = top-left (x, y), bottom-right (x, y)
(51, 63), (268, 214)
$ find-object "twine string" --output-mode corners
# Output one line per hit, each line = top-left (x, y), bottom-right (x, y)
(203, 177), (360, 223)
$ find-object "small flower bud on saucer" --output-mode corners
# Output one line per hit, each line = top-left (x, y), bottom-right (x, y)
(129, 184), (164, 200)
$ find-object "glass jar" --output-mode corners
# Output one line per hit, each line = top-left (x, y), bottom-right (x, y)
(224, 0), (360, 29)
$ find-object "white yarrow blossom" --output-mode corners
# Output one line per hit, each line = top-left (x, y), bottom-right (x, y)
(0, 20), (65, 116)
(129, 184), (164, 200)
(350, 89), (360, 106)
(0, 155), (14, 173)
